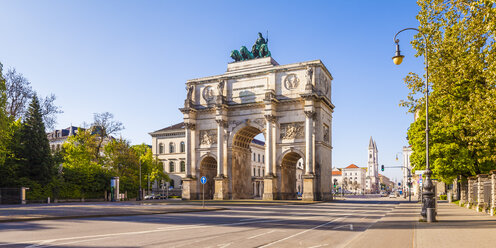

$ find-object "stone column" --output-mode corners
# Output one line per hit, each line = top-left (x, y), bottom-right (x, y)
(491, 170), (496, 216)
(216, 120), (224, 177)
(477, 174), (488, 212)
(467, 176), (476, 209)
(214, 119), (228, 200)
(263, 115), (277, 200)
(182, 123), (198, 200)
(184, 123), (194, 178)
(303, 110), (316, 201)
(264, 115), (274, 176)
(304, 110), (315, 174)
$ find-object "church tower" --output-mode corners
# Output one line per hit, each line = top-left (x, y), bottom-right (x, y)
(366, 137), (379, 193)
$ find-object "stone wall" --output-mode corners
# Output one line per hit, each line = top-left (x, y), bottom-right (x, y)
(455, 172), (496, 216)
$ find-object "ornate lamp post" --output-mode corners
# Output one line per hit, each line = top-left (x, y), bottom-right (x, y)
(393, 28), (436, 222)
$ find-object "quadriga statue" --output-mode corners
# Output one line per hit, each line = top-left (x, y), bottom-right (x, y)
(230, 32), (271, 62)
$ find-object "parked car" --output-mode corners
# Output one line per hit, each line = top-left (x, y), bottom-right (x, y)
(144, 194), (155, 200)
(389, 193), (397, 198)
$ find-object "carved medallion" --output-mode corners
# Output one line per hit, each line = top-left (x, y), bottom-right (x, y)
(284, 74), (300, 90)
(280, 122), (304, 140)
(199, 129), (217, 145)
(202, 86), (215, 102)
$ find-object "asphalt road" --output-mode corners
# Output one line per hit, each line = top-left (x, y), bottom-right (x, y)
(0, 198), (405, 248)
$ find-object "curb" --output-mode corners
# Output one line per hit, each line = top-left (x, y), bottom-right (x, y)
(0, 207), (225, 223)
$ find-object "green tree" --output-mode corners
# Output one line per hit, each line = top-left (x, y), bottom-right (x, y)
(0, 62), (8, 164)
(131, 143), (169, 193)
(403, 0), (496, 182)
(62, 128), (110, 198)
(18, 95), (54, 184)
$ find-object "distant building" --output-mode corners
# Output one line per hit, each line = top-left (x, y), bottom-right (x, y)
(47, 126), (80, 151)
(332, 164), (366, 194)
(402, 145), (414, 196)
(379, 174), (394, 192)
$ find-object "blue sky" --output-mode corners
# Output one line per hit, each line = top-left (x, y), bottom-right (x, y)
(0, 0), (424, 182)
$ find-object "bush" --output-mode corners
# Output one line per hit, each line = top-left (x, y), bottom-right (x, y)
(440, 195), (447, 200)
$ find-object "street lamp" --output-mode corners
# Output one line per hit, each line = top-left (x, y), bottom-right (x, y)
(393, 28), (436, 222)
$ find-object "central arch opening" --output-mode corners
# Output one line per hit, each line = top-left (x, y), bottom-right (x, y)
(232, 125), (264, 199)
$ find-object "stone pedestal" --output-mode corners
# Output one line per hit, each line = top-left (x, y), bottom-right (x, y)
(302, 174), (316, 201)
(214, 176), (229, 200)
(263, 176), (277, 200)
(477, 174), (488, 212)
(491, 171), (496, 216)
(467, 176), (476, 208)
(181, 177), (198, 200)
(460, 178), (467, 207)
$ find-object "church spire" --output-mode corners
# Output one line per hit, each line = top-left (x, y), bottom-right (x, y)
(369, 136), (374, 149)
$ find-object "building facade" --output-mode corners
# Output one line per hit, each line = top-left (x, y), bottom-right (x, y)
(332, 165), (367, 194)
(402, 145), (413, 197)
(47, 126), (80, 151)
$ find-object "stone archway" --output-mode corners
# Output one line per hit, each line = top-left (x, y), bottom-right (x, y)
(231, 125), (263, 199)
(278, 150), (305, 200)
(199, 155), (217, 200)
(180, 57), (334, 201)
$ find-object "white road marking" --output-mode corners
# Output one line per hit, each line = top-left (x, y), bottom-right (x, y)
(308, 244), (328, 248)
(259, 216), (347, 248)
(217, 242), (232, 248)
(332, 224), (353, 231)
(247, 230), (275, 239)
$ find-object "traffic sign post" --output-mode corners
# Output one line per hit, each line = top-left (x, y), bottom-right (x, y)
(200, 176), (207, 208)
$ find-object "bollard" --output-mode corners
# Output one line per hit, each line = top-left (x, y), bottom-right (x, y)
(47, 197), (50, 204)
(426, 208), (436, 223)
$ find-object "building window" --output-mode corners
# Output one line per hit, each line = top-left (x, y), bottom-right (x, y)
(169, 142), (175, 153)
(169, 161), (175, 172)
(56, 144), (60, 151)
(262, 155), (265, 163)
(253, 153), (256, 161)
(180, 161), (185, 172)
(253, 168), (256, 176)
(258, 154), (260, 163)
(180, 141), (185, 153)
(159, 143), (164, 154)
(355, 173), (357, 175)
(258, 168), (261, 176)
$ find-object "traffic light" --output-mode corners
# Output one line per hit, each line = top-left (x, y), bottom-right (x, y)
(381, 165), (384, 171)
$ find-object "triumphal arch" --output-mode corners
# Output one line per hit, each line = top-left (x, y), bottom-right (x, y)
(180, 43), (334, 201)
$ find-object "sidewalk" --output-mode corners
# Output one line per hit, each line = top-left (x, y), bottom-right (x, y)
(345, 201), (496, 248)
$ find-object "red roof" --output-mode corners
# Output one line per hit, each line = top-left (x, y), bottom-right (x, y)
(345, 164), (359, 169)
(332, 171), (342, 176)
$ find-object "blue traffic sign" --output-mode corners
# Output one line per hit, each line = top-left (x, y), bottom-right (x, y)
(200, 176), (207, 184)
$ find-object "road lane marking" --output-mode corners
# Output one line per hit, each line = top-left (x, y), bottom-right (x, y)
(308, 244), (328, 248)
(217, 242), (232, 248)
(332, 224), (353, 231)
(247, 230), (275, 239)
(259, 216), (347, 248)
